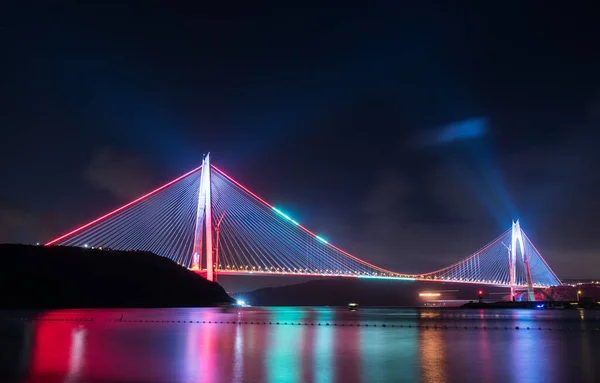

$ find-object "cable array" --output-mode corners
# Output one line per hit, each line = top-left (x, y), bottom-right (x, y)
(49, 168), (201, 267)
(521, 232), (562, 287)
(211, 167), (401, 278)
(419, 229), (561, 287)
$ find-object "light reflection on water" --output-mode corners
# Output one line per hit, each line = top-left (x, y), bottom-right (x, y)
(0, 307), (598, 382)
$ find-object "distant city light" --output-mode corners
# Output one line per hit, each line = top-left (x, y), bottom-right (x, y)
(236, 299), (246, 306)
(83, 244), (88, 248)
(419, 292), (441, 297)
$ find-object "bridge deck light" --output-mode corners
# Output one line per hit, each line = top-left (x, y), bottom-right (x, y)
(273, 207), (299, 225)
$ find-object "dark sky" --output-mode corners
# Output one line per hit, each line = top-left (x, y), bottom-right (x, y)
(1, 3), (599, 280)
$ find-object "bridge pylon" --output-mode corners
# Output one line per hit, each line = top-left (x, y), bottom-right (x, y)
(510, 220), (535, 301)
(191, 153), (214, 281)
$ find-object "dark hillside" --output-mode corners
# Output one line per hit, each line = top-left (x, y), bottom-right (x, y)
(0, 244), (233, 308)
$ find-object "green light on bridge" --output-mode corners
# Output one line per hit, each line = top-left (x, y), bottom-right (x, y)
(358, 275), (416, 281)
(273, 207), (299, 225)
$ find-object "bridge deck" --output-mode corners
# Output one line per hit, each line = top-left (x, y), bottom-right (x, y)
(190, 269), (550, 288)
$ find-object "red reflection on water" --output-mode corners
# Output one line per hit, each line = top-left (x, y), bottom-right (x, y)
(478, 331), (493, 381)
(184, 308), (271, 382)
(335, 318), (361, 382)
(183, 311), (227, 382)
(28, 320), (73, 379)
(299, 310), (316, 382)
(245, 319), (269, 382)
(27, 310), (190, 382)
(198, 315), (216, 382)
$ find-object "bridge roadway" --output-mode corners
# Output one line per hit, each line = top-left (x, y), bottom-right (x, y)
(192, 269), (546, 288)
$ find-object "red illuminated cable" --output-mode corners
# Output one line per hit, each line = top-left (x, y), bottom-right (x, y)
(417, 229), (511, 277)
(45, 166), (202, 246)
(211, 165), (275, 208)
(521, 231), (561, 284)
(213, 269), (361, 278)
(211, 164), (395, 274)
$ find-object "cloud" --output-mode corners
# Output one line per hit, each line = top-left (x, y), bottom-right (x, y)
(409, 117), (488, 149)
(84, 147), (154, 201)
(0, 199), (54, 244)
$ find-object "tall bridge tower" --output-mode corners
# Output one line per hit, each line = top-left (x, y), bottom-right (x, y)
(191, 153), (214, 281)
(510, 220), (535, 301)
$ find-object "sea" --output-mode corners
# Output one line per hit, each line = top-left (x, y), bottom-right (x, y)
(1, 307), (599, 382)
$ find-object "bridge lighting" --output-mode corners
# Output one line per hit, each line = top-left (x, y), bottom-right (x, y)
(419, 293), (441, 297)
(45, 165), (203, 246)
(236, 299), (246, 306)
(272, 207), (299, 225)
(47, 160), (561, 288)
(358, 275), (416, 281)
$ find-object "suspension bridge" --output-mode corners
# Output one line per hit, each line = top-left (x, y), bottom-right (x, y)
(45, 154), (561, 301)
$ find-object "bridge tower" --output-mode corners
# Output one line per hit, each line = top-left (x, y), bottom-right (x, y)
(191, 153), (214, 281)
(510, 220), (535, 301)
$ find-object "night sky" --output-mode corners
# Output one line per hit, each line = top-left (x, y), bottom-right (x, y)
(2, 3), (599, 280)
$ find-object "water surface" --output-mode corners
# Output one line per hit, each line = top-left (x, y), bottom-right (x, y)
(1, 307), (598, 382)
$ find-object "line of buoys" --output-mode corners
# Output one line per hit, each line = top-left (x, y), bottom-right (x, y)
(115, 319), (582, 333)
(4, 317), (599, 332)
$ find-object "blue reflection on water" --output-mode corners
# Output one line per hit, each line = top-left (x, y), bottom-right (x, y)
(267, 308), (305, 383)
(361, 323), (418, 382)
(314, 309), (334, 383)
